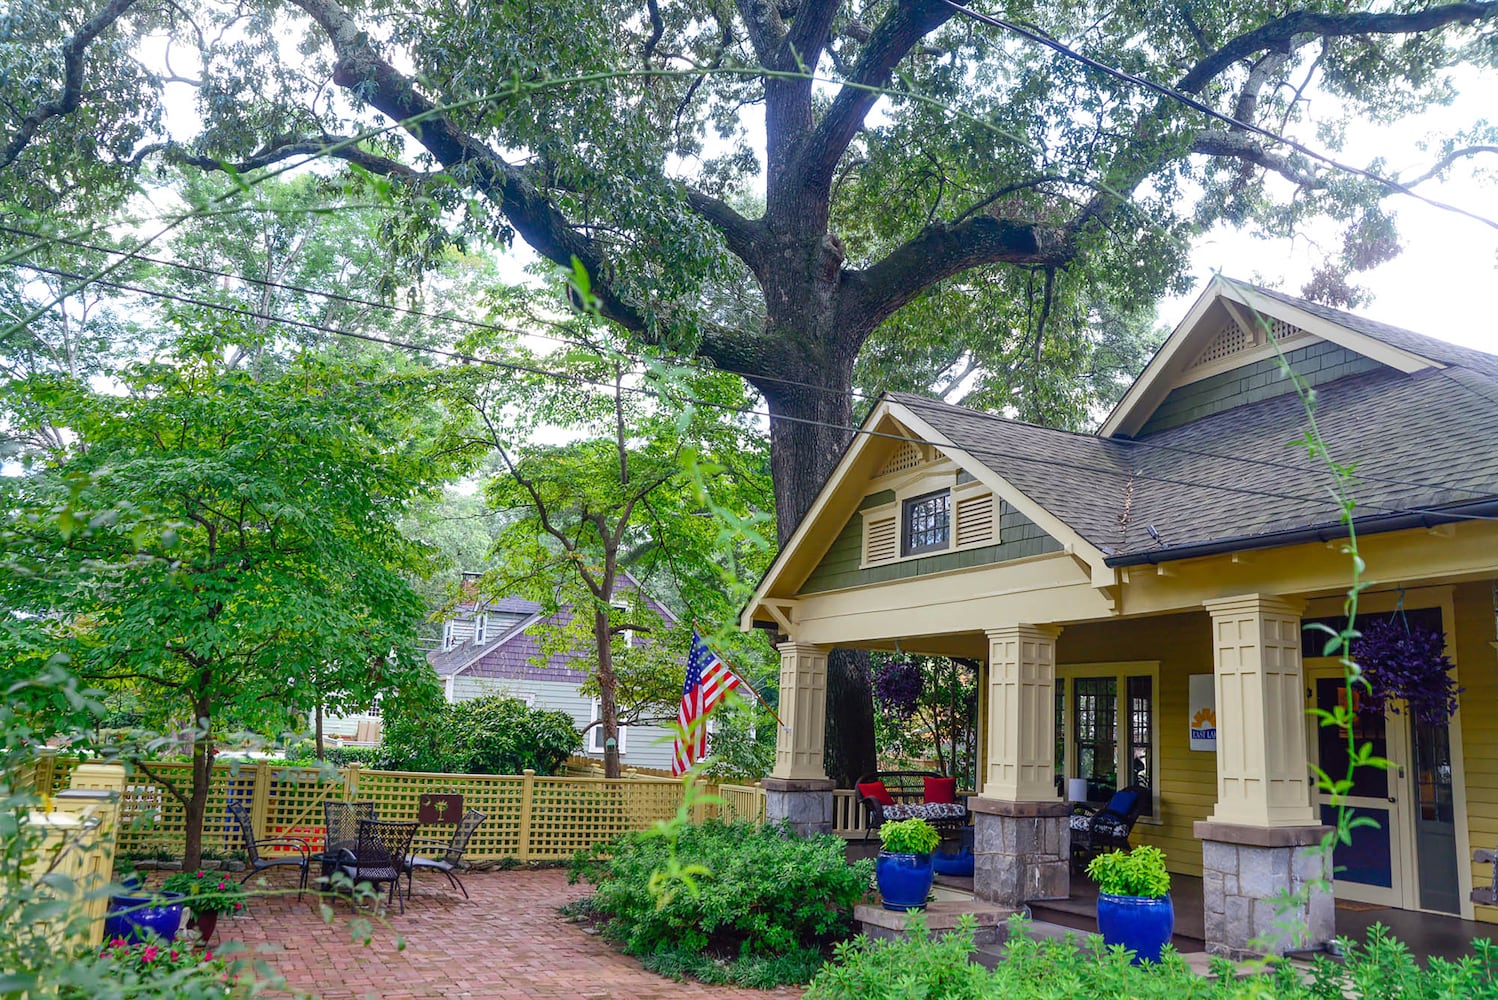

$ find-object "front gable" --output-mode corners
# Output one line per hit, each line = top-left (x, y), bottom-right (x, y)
(1102, 276), (1443, 439)
(742, 399), (1093, 630)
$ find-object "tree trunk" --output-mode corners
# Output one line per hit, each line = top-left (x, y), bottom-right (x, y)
(593, 604), (622, 778)
(760, 348), (878, 787)
(315, 701), (325, 761)
(182, 692), (213, 871)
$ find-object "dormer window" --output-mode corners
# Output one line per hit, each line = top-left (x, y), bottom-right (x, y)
(474, 612), (487, 645)
(902, 490), (951, 556)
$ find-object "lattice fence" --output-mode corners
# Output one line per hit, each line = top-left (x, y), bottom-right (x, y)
(28, 757), (708, 861)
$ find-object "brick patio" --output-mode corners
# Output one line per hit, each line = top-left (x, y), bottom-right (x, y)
(214, 868), (805, 999)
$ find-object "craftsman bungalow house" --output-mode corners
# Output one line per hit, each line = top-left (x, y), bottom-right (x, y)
(741, 276), (1498, 957)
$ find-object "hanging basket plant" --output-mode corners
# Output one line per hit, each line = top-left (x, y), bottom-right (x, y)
(873, 661), (923, 719)
(1354, 618), (1462, 726)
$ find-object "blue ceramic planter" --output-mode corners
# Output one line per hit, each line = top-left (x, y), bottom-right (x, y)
(102, 892), (185, 944)
(932, 846), (974, 877)
(1096, 892), (1174, 964)
(876, 851), (934, 911)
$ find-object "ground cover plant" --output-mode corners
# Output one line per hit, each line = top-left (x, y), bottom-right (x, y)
(806, 915), (1498, 1000)
(571, 819), (873, 986)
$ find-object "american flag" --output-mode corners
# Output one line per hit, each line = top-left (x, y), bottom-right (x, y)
(672, 632), (744, 775)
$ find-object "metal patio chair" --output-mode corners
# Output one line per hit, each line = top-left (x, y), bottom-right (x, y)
(228, 799), (310, 900)
(1069, 785), (1150, 866)
(405, 809), (486, 900)
(337, 818), (418, 913)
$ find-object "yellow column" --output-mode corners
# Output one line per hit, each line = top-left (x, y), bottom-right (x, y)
(983, 624), (1061, 802)
(1204, 595), (1315, 827)
(772, 641), (829, 781)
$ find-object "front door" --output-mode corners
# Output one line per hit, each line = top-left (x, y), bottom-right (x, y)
(1306, 663), (1413, 909)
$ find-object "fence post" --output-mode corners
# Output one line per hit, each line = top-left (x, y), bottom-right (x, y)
(34, 751), (56, 796)
(249, 761), (272, 839)
(344, 763), (360, 803)
(516, 769), (535, 862)
(755, 781), (765, 824)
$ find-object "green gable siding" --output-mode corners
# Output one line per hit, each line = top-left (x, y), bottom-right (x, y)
(797, 493), (1063, 595)
(1137, 341), (1385, 435)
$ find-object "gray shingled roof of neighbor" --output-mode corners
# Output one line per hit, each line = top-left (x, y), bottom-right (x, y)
(890, 291), (1498, 565)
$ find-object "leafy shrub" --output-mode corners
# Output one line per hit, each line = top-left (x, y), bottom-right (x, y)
(878, 818), (941, 855)
(1086, 845), (1170, 898)
(161, 870), (248, 916)
(808, 914), (1498, 1000)
(81, 938), (244, 998)
(380, 695), (580, 775)
(577, 819), (872, 984)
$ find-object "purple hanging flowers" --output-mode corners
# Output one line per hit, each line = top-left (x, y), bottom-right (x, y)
(1354, 618), (1461, 726)
(873, 661), (923, 719)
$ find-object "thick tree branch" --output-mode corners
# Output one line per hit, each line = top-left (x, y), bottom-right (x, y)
(736, 0), (788, 64)
(288, 0), (649, 334)
(1177, 2), (1498, 95)
(841, 216), (1073, 336)
(1404, 144), (1498, 187)
(1190, 131), (1324, 188)
(684, 189), (769, 270)
(1, 0), (141, 170)
(795, 0), (959, 204)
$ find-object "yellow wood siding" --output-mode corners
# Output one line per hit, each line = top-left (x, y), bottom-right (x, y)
(1456, 581), (1498, 923)
(1059, 611), (1215, 877)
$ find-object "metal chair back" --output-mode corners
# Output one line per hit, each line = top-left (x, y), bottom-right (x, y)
(324, 800), (376, 853)
(441, 810), (487, 864)
(227, 799), (262, 864)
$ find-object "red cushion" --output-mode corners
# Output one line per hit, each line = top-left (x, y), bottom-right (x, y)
(857, 781), (895, 806)
(923, 776), (958, 804)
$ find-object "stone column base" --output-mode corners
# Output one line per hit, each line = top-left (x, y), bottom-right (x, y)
(971, 797), (1070, 905)
(762, 777), (834, 836)
(1195, 821), (1333, 959)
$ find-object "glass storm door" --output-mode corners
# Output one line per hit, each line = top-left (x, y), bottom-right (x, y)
(1307, 667), (1413, 909)
(1410, 717), (1461, 913)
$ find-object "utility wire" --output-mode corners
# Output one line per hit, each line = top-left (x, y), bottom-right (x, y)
(941, 0), (1498, 233)
(5, 229), (1495, 503)
(10, 258), (1498, 529)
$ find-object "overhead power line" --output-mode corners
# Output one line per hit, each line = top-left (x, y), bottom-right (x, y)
(8, 257), (1498, 530)
(4, 228), (1495, 504)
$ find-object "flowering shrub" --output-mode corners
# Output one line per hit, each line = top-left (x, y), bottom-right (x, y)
(1356, 619), (1461, 725)
(160, 870), (248, 916)
(92, 938), (242, 998)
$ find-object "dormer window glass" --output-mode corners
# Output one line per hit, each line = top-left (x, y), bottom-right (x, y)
(902, 490), (951, 556)
(474, 612), (487, 645)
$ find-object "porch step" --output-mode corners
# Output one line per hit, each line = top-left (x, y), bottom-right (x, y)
(970, 918), (1099, 969)
(854, 900), (1019, 948)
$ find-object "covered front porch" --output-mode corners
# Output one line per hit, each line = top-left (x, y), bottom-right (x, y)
(756, 566), (1498, 958)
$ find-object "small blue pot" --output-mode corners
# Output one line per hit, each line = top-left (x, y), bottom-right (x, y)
(1096, 892), (1174, 964)
(932, 847), (974, 877)
(876, 851), (934, 911)
(102, 892), (185, 944)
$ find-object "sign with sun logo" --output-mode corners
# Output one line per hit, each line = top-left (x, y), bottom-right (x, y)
(1189, 674), (1217, 751)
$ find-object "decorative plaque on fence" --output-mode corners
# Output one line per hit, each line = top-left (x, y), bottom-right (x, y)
(417, 793), (463, 824)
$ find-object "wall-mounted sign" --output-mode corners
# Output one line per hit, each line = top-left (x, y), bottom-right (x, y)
(1189, 674), (1217, 751)
(417, 793), (463, 824)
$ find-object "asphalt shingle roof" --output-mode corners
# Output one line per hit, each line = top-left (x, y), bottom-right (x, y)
(888, 289), (1498, 564)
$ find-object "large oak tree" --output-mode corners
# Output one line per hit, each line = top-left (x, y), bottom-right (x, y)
(6, 0), (1496, 780)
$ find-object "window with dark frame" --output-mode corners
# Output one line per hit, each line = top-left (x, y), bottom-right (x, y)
(902, 489), (951, 556)
(1073, 677), (1118, 803)
(1127, 675), (1153, 816)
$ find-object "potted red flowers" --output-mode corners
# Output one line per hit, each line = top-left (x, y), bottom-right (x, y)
(161, 869), (247, 942)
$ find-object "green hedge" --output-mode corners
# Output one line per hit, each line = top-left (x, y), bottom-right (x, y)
(806, 915), (1498, 1000)
(575, 819), (873, 986)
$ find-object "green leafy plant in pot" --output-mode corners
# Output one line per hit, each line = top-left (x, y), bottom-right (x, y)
(161, 869), (248, 943)
(1086, 845), (1173, 964)
(876, 818), (941, 912)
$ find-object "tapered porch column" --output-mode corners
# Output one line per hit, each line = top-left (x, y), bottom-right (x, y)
(971, 624), (1069, 906)
(764, 641), (833, 835)
(1196, 595), (1332, 958)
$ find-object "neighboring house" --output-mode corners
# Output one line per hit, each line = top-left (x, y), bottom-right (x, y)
(742, 276), (1498, 958)
(428, 581), (682, 771)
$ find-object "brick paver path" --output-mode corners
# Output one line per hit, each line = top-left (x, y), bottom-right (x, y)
(222, 868), (806, 999)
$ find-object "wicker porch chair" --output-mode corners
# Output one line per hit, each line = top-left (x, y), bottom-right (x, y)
(1068, 785), (1150, 867)
(227, 799), (310, 900)
(405, 809), (486, 900)
(337, 818), (418, 913)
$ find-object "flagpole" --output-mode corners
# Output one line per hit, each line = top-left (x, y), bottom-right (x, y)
(694, 623), (785, 729)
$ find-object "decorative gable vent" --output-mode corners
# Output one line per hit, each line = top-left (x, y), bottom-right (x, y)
(878, 440), (927, 478)
(954, 492), (996, 546)
(1185, 317), (1315, 374)
(862, 510), (899, 565)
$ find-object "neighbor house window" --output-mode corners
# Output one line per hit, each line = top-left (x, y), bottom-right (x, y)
(588, 699), (627, 754)
(902, 490), (951, 556)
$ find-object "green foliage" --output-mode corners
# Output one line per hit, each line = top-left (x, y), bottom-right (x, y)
(870, 654), (978, 786)
(577, 820), (872, 983)
(1086, 846), (1171, 899)
(380, 695), (581, 776)
(877, 818), (941, 857)
(159, 870), (247, 917)
(75, 938), (243, 999)
(809, 914), (1498, 1000)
